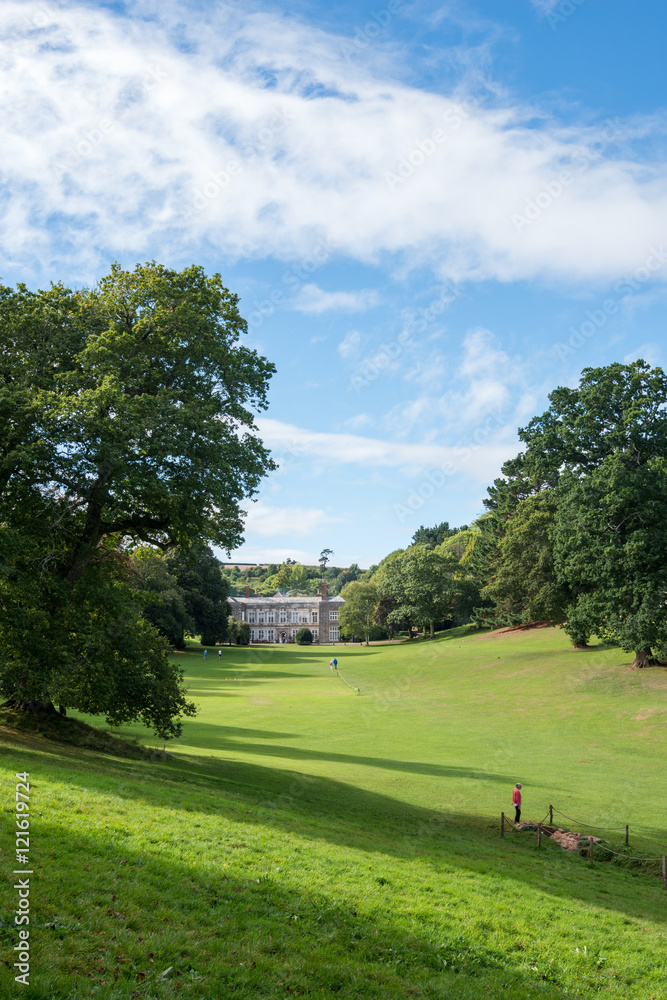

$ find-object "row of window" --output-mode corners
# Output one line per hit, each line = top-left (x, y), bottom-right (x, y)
(248, 628), (341, 642)
(247, 611), (319, 624)
(246, 609), (339, 623)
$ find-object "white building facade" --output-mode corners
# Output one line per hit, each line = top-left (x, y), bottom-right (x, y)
(228, 586), (345, 644)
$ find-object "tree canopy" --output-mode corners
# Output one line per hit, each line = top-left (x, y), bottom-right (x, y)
(0, 261), (275, 735)
(338, 581), (379, 645)
(513, 360), (667, 663)
(374, 545), (460, 639)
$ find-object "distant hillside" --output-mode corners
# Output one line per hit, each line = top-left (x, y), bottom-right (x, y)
(220, 560), (374, 597)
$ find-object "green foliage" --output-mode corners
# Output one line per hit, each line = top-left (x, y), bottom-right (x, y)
(0, 261), (274, 735)
(519, 360), (667, 657)
(374, 545), (461, 639)
(480, 491), (569, 625)
(237, 621), (250, 645)
(338, 581), (379, 645)
(295, 626), (314, 644)
(132, 546), (194, 648)
(227, 615), (239, 645)
(0, 536), (195, 739)
(411, 521), (464, 548)
(553, 457), (667, 656)
(168, 547), (230, 645)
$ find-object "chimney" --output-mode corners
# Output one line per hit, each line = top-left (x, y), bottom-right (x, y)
(321, 579), (327, 599)
(245, 584), (250, 598)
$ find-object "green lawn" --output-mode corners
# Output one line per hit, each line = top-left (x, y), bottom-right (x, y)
(1, 627), (666, 999)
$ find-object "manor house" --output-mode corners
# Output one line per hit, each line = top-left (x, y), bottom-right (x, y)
(228, 582), (345, 643)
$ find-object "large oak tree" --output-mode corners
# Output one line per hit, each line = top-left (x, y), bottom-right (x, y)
(0, 262), (275, 735)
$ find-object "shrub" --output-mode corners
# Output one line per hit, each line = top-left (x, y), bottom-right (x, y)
(237, 622), (250, 645)
(295, 627), (313, 645)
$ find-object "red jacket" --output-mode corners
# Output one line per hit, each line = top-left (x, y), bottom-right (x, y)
(512, 788), (521, 807)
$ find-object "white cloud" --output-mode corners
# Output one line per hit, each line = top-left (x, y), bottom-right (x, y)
(2, 2), (667, 287)
(530, 0), (561, 13)
(623, 342), (661, 366)
(339, 412), (375, 432)
(292, 283), (379, 314)
(257, 416), (515, 482)
(243, 500), (343, 537)
(220, 545), (314, 566)
(338, 329), (363, 359)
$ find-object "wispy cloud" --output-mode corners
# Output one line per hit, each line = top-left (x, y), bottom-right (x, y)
(243, 500), (343, 537)
(338, 329), (363, 359)
(530, 0), (561, 13)
(292, 283), (380, 314)
(2, 2), (667, 287)
(258, 416), (515, 481)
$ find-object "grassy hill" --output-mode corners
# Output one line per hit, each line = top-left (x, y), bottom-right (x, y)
(1, 627), (666, 999)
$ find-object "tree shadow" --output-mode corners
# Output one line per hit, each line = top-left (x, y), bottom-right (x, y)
(1, 734), (664, 928)
(168, 723), (521, 783)
(0, 806), (564, 1000)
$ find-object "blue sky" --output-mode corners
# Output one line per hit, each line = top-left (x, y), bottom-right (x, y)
(3, 0), (667, 567)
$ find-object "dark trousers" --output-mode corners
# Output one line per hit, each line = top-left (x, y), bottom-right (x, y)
(514, 806), (521, 823)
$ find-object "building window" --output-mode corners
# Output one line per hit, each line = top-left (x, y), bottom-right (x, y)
(291, 628), (297, 638)
(267, 629), (275, 642)
(250, 629), (256, 641)
(258, 629), (265, 640)
(267, 612), (275, 624)
(311, 612), (318, 623)
(300, 614), (308, 624)
(329, 610), (339, 621)
(249, 612), (256, 624)
(279, 611), (287, 624)
(329, 628), (339, 641)
(291, 612), (298, 624)
(258, 612), (265, 624)
(312, 629), (318, 643)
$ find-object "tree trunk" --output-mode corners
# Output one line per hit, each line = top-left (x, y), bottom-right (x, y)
(429, 620), (434, 640)
(632, 649), (656, 668)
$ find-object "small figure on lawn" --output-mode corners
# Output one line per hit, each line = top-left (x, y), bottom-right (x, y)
(330, 658), (338, 672)
(513, 782), (522, 823)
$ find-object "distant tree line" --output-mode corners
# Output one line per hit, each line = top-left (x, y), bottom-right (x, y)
(221, 556), (376, 598)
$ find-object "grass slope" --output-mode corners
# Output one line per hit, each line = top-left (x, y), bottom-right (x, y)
(0, 627), (666, 999)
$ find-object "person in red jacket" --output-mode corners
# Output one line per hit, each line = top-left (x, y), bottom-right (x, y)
(512, 783), (522, 823)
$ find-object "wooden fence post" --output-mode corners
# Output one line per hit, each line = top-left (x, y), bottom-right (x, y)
(501, 812), (505, 838)
(662, 856), (666, 890)
(625, 825), (629, 846)
(589, 839), (593, 863)
(549, 804), (553, 825)
(537, 823), (542, 848)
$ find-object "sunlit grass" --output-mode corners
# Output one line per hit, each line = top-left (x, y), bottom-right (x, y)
(1, 627), (666, 998)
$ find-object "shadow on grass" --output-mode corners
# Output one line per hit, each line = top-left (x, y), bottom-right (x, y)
(168, 723), (518, 783)
(0, 810), (564, 1000)
(0, 733), (665, 930)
